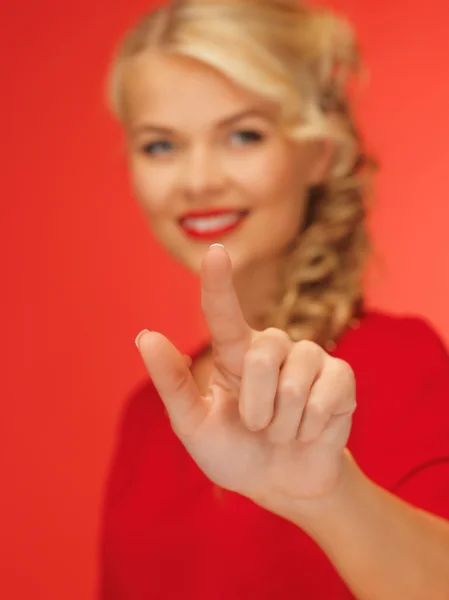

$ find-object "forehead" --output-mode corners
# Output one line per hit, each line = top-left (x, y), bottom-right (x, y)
(122, 52), (275, 130)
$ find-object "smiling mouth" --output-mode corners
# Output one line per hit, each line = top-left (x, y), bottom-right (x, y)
(179, 210), (249, 240)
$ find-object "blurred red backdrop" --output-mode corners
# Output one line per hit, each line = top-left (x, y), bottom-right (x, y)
(1, 0), (448, 598)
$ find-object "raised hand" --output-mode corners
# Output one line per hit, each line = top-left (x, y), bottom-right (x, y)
(136, 244), (356, 506)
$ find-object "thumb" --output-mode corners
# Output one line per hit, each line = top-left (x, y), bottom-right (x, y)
(135, 330), (206, 437)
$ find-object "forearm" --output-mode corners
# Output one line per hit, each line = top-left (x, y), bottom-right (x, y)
(266, 452), (449, 600)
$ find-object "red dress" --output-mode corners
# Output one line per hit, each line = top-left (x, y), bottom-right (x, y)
(99, 312), (449, 599)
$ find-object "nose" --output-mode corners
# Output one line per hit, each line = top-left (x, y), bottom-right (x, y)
(180, 144), (226, 199)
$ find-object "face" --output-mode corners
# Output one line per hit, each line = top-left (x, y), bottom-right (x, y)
(122, 52), (331, 274)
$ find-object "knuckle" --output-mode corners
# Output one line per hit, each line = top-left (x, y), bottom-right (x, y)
(331, 358), (356, 387)
(244, 348), (273, 372)
(263, 327), (291, 344)
(297, 339), (322, 358)
(308, 400), (328, 420)
(278, 378), (306, 402)
(240, 405), (271, 432)
(247, 330), (290, 370)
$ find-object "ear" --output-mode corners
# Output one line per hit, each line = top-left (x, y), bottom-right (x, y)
(306, 137), (336, 186)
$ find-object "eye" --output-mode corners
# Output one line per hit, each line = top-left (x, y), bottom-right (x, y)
(230, 129), (265, 146)
(142, 140), (175, 156)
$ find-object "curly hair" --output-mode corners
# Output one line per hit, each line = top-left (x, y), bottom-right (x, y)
(106, 0), (376, 349)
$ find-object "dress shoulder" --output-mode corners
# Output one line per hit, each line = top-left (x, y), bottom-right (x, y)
(344, 311), (449, 496)
(363, 311), (448, 385)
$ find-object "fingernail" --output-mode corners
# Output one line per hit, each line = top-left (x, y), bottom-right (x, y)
(135, 329), (150, 348)
(209, 243), (224, 249)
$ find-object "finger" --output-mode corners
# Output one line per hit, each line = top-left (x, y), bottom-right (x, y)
(240, 329), (292, 431)
(136, 330), (206, 438)
(297, 357), (356, 444)
(201, 245), (252, 376)
(267, 340), (324, 444)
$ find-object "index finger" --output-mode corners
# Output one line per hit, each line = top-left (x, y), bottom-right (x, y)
(201, 244), (252, 376)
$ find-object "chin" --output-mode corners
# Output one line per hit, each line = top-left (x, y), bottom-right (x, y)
(164, 237), (245, 276)
(156, 218), (283, 275)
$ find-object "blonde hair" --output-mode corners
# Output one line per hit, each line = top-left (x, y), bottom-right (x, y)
(107, 0), (376, 348)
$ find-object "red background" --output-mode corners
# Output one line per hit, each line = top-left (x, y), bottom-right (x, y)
(1, 0), (448, 598)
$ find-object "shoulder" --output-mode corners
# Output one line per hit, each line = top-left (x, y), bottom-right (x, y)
(339, 309), (449, 406)
(337, 310), (448, 374)
(343, 311), (449, 486)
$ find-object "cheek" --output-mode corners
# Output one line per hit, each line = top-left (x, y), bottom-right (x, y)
(239, 143), (307, 207)
(128, 157), (190, 264)
(130, 157), (172, 217)
(239, 145), (310, 251)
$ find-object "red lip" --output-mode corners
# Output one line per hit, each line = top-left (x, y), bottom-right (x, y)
(180, 208), (245, 219)
(179, 209), (249, 240)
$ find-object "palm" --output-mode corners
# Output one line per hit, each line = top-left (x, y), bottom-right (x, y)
(189, 405), (345, 501)
(138, 245), (354, 504)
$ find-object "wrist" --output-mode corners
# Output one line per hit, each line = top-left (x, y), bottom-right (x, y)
(254, 450), (362, 535)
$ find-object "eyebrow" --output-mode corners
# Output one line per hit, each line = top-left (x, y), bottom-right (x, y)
(131, 108), (273, 136)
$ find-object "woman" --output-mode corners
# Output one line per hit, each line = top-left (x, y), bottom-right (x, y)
(100, 1), (449, 598)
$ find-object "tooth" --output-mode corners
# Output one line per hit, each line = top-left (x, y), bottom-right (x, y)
(184, 212), (241, 232)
